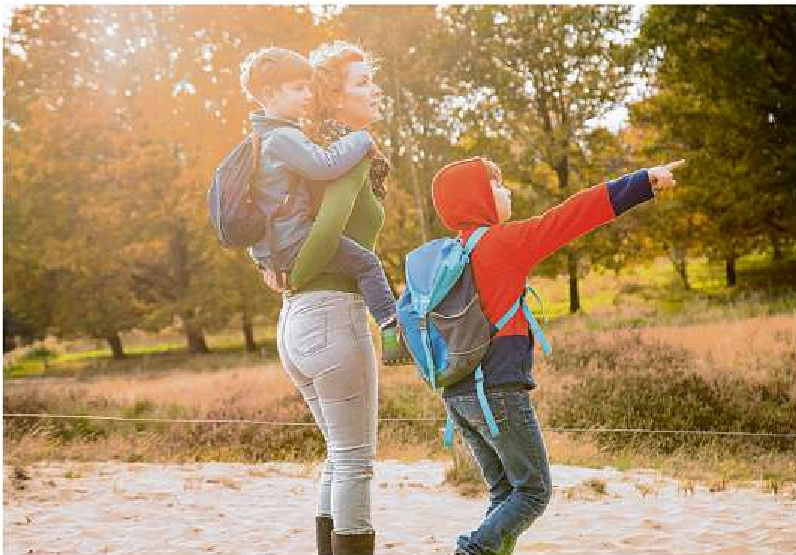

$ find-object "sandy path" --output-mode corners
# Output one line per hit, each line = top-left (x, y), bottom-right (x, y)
(4, 461), (795, 554)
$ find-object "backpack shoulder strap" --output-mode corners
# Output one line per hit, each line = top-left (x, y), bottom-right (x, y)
(247, 132), (261, 193)
(463, 226), (490, 255)
(521, 285), (552, 355)
(251, 132), (261, 169)
(494, 284), (552, 355)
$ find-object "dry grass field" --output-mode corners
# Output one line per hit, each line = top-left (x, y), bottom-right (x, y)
(5, 256), (796, 498)
(5, 311), (794, 490)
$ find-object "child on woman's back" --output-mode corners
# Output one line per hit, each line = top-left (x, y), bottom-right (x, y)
(240, 47), (409, 364)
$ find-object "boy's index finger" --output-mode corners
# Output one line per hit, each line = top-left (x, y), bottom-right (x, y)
(664, 159), (686, 171)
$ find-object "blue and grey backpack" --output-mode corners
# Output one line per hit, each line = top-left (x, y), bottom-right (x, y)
(396, 226), (551, 446)
(208, 133), (268, 249)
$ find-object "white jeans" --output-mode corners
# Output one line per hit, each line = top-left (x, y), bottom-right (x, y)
(277, 290), (378, 534)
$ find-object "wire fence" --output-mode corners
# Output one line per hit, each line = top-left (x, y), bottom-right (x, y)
(5, 413), (796, 439)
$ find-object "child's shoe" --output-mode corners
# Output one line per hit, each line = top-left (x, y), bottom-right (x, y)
(380, 321), (412, 366)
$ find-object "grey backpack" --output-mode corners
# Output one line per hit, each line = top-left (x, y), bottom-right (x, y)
(208, 133), (295, 292)
(207, 133), (268, 249)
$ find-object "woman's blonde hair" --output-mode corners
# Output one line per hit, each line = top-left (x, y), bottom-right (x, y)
(308, 41), (377, 123)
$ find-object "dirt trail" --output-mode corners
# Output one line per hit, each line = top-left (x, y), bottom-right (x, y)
(5, 461), (795, 554)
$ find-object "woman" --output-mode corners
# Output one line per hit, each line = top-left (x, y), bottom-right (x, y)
(272, 41), (388, 555)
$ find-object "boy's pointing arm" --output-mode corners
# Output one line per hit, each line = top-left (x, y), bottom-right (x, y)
(502, 169), (655, 271)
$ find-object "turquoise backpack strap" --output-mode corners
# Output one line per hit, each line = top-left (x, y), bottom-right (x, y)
(475, 365), (500, 438)
(463, 226), (489, 255)
(522, 286), (552, 355)
(526, 285), (548, 325)
(443, 366), (500, 449)
(494, 286), (551, 355)
(421, 326), (437, 390)
(416, 295), (438, 391)
(495, 296), (522, 330)
(443, 416), (455, 447)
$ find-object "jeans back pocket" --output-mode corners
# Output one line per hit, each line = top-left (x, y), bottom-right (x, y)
(288, 307), (329, 357)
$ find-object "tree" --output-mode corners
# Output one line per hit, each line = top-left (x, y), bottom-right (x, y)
(4, 6), (326, 354)
(3, 92), (178, 357)
(114, 6), (326, 352)
(639, 6), (796, 285)
(446, 5), (641, 312)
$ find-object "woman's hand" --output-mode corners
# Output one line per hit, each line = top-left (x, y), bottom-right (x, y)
(260, 265), (289, 294)
(648, 159), (685, 191)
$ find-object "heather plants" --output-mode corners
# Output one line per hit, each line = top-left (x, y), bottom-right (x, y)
(4, 281), (794, 486)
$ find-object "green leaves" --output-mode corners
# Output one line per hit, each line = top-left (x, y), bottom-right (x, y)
(635, 6), (796, 279)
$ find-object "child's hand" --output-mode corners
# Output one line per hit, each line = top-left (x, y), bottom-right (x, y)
(369, 143), (384, 160)
(648, 159), (685, 190)
(365, 133), (379, 158)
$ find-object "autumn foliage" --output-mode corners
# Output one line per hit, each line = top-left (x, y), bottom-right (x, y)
(4, 6), (795, 355)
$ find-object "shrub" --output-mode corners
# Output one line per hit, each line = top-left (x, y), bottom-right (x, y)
(549, 367), (796, 454)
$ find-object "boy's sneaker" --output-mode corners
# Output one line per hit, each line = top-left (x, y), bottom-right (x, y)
(380, 323), (413, 366)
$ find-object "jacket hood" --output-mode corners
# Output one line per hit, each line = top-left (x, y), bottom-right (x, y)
(250, 110), (300, 134)
(431, 157), (498, 232)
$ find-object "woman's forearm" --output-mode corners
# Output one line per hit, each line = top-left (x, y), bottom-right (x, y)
(289, 160), (371, 289)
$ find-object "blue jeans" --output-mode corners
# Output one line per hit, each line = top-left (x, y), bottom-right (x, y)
(445, 387), (552, 555)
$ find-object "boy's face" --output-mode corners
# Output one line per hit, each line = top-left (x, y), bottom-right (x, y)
(486, 161), (512, 223)
(263, 79), (312, 121)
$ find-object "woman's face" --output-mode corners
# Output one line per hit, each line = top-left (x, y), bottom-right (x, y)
(333, 61), (383, 129)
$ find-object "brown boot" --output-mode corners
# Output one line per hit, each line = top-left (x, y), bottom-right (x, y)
(332, 531), (375, 555)
(316, 516), (333, 555)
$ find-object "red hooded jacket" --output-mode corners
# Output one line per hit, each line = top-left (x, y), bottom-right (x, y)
(431, 157), (654, 395)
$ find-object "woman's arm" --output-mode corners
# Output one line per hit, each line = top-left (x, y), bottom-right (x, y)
(289, 159), (371, 289)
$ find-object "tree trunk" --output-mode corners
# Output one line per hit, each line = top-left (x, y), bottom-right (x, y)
(408, 144), (429, 243)
(771, 234), (783, 260)
(554, 159), (581, 313)
(668, 244), (691, 290)
(106, 332), (125, 359)
(567, 249), (580, 313)
(388, 52), (403, 173)
(242, 310), (257, 353)
(184, 318), (209, 355)
(725, 255), (737, 287)
(387, 45), (429, 244)
(676, 262), (690, 290)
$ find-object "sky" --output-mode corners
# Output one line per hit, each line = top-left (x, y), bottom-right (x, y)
(591, 4), (649, 132)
